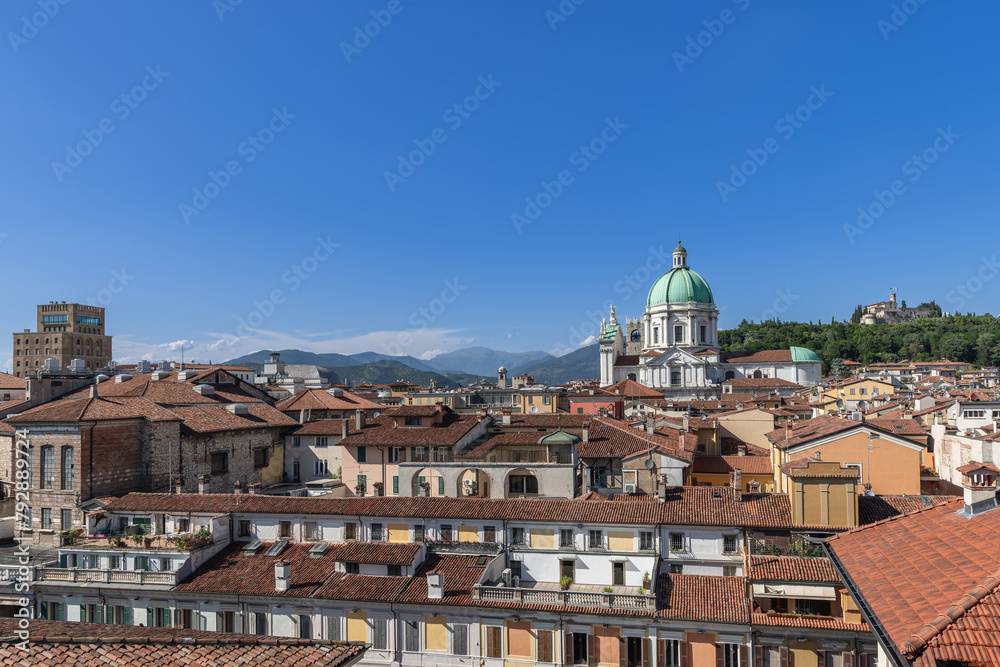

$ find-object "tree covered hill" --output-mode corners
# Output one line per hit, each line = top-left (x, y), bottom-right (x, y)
(719, 315), (1000, 373)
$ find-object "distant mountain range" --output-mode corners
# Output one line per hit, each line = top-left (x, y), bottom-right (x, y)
(223, 345), (600, 387)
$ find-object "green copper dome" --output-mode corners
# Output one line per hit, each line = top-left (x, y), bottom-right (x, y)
(647, 266), (714, 306)
(790, 346), (821, 363)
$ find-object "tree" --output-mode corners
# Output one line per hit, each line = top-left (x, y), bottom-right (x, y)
(850, 305), (864, 324)
(938, 335), (973, 363)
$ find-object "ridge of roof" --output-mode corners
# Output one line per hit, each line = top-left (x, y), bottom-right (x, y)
(900, 567), (1000, 658)
(826, 496), (964, 543)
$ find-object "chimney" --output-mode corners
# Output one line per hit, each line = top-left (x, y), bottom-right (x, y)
(356, 410), (366, 431)
(198, 474), (211, 495)
(737, 444), (746, 457)
(427, 570), (444, 599)
(248, 482), (260, 494)
(732, 469), (742, 502)
(959, 464), (998, 518)
(299, 410), (307, 425)
(582, 428), (589, 443)
(275, 561), (290, 592)
(89, 383), (98, 399)
(502, 413), (511, 426)
(342, 419), (349, 438)
(682, 414), (689, 431)
(355, 483), (366, 497)
(234, 480), (244, 494)
(646, 416), (655, 434)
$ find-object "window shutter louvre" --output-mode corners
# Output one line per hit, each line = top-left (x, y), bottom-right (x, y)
(716, 644), (724, 667)
(779, 646), (789, 667)
(587, 633), (596, 667)
(754, 646), (763, 667)
(657, 639), (665, 667)
(565, 631), (574, 665)
(147, 607), (153, 627)
(679, 641), (690, 667)
(642, 638), (650, 667)
(739, 645), (748, 667)
(80, 605), (86, 622)
(842, 652), (853, 667)
(96, 605), (103, 624)
(438, 477), (445, 495)
(817, 650), (826, 667)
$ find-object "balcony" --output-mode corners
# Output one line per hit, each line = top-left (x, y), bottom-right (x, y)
(473, 582), (656, 611)
(70, 533), (214, 553)
(37, 567), (179, 586)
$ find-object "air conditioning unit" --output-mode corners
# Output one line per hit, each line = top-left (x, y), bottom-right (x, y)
(463, 479), (474, 487)
(624, 483), (637, 494)
(464, 486), (475, 496)
(501, 568), (512, 585)
(512, 576), (520, 588)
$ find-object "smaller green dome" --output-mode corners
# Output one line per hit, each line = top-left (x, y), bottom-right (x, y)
(790, 346), (821, 363)
(674, 243), (687, 253)
(539, 430), (580, 446)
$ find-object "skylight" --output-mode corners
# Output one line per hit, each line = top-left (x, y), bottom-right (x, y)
(264, 540), (289, 557)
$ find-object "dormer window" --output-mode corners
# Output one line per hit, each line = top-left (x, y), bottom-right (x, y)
(405, 417), (421, 426)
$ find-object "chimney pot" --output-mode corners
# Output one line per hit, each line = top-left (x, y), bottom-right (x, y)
(356, 410), (366, 431)
(582, 428), (589, 443)
(275, 561), (291, 592)
(198, 474), (211, 495)
(427, 571), (444, 599)
(342, 419), (349, 438)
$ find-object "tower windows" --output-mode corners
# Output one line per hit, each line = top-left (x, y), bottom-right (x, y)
(674, 325), (683, 344)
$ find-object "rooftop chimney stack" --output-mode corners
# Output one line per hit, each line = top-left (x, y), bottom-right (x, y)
(646, 416), (655, 434)
(427, 571), (444, 599)
(732, 469), (743, 502)
(682, 414), (689, 431)
(198, 474), (211, 495)
(582, 428), (589, 443)
(356, 410), (366, 431)
(342, 419), (349, 438)
(275, 561), (290, 592)
(958, 463), (999, 518)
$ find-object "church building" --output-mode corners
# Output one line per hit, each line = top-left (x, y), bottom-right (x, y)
(598, 243), (821, 398)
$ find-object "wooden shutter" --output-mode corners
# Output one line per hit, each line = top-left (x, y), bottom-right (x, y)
(539, 630), (553, 663)
(679, 641), (690, 667)
(642, 638), (650, 667)
(657, 639), (666, 667)
(565, 631), (575, 665)
(817, 650), (826, 667)
(754, 646), (763, 667)
(587, 633), (596, 667)
(842, 652), (853, 667)
(779, 646), (789, 667)
(716, 644), (724, 667)
(620, 637), (627, 667)
(859, 653), (870, 667)
(739, 645), (748, 667)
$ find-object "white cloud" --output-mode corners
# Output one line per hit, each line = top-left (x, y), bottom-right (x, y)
(419, 349), (446, 360)
(0, 358), (12, 375)
(507, 332), (521, 339)
(578, 335), (596, 347)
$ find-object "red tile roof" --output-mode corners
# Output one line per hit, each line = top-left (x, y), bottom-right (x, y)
(613, 355), (640, 367)
(856, 495), (959, 525)
(6, 396), (183, 424)
(750, 612), (869, 632)
(579, 417), (693, 462)
(826, 497), (1000, 665)
(0, 618), (367, 667)
(656, 573), (748, 623)
(276, 388), (383, 413)
(866, 418), (928, 436)
(748, 556), (840, 583)
(691, 455), (773, 476)
(289, 418), (350, 436)
(0, 373), (26, 390)
(604, 379), (664, 398)
(338, 412), (483, 447)
(396, 553), (487, 606)
(724, 378), (803, 388)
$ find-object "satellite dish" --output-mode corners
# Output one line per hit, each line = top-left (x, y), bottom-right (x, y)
(531, 406), (538, 414)
(644, 458), (655, 470)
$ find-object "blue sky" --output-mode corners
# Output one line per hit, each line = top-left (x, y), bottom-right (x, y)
(2, 1), (997, 370)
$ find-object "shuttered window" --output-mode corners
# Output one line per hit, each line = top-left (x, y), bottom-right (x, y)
(485, 625), (503, 658)
(537, 630), (553, 663)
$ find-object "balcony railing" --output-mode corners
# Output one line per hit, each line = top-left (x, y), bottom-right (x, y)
(37, 567), (179, 586)
(473, 585), (655, 610)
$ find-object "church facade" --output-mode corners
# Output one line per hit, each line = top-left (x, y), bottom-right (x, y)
(598, 244), (822, 398)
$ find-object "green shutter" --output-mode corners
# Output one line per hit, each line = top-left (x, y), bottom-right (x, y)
(147, 607), (153, 627)
(80, 604), (86, 622)
(56, 603), (64, 621)
(105, 606), (113, 624)
(39, 603), (48, 620)
(438, 477), (444, 495)
(96, 605), (103, 624)
(124, 606), (131, 625)
(358, 447), (366, 463)
(418, 476), (425, 487)
(392, 476), (399, 494)
(164, 608), (171, 627)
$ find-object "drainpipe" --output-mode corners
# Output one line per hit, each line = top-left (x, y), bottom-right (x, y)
(85, 423), (96, 501)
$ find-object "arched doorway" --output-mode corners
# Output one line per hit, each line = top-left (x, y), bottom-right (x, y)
(456, 468), (491, 498)
(506, 469), (539, 498)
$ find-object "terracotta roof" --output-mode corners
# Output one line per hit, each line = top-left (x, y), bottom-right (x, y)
(0, 373), (26, 390)
(0, 618), (367, 667)
(338, 413), (482, 447)
(176, 542), (341, 597)
(826, 497), (1000, 665)
(779, 458), (860, 478)
(276, 388), (382, 413)
(493, 414), (592, 429)
(957, 462), (1000, 475)
(396, 553), (486, 606)
(6, 396), (182, 424)
(289, 419), (350, 436)
(105, 488), (799, 529)
(724, 378), (803, 388)
(857, 495), (954, 525)
(691, 455), (773, 476)
(766, 414), (913, 450)
(385, 405), (448, 418)
(579, 417), (694, 462)
(866, 418), (927, 436)
(613, 355), (640, 367)
(656, 573), (748, 623)
(748, 555), (840, 583)
(604, 379), (664, 398)
(750, 612), (869, 631)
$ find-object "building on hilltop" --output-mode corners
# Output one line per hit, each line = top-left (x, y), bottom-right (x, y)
(11, 301), (112, 377)
(860, 290), (938, 325)
(599, 243), (821, 398)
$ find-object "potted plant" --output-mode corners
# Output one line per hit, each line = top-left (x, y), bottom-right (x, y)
(130, 533), (144, 547)
(560, 576), (572, 591)
(109, 535), (127, 549)
(602, 586), (614, 593)
(642, 572), (651, 590)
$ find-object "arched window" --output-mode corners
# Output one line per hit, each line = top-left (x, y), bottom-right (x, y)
(630, 330), (641, 342)
(627, 373), (637, 381)
(41, 446), (55, 489)
(753, 370), (763, 379)
(725, 371), (735, 380)
(61, 447), (74, 490)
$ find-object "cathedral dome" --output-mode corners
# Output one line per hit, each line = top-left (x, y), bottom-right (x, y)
(647, 266), (714, 306)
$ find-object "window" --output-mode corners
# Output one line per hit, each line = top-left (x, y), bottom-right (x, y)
(345, 562), (360, 574)
(588, 529), (603, 549)
(509, 475), (538, 495)
(669, 533), (684, 552)
(413, 524), (425, 542)
(560, 529), (574, 548)
(571, 632), (588, 664)
(640, 531), (654, 550)
(510, 560), (522, 579)
(372, 618), (388, 649)
(721, 643), (740, 666)
(849, 388), (856, 395)
(392, 476), (399, 494)
(440, 524), (453, 541)
(135, 556), (149, 571)
(253, 448), (269, 468)
(537, 629), (553, 662)
(291, 436), (300, 448)
(357, 446), (367, 462)
(485, 625), (502, 658)
(700, 325), (707, 343)
(723, 535), (738, 554)
(484, 526), (497, 543)
(404, 620), (420, 652)
(279, 521), (292, 539)
(413, 446), (428, 462)
(108, 555), (120, 570)
(387, 563), (402, 576)
(670, 371), (681, 386)
(61, 509), (72, 530)
(41, 446), (54, 489)
(795, 598), (832, 616)
(316, 437), (328, 448)
(653, 328), (659, 344)
(860, 388), (867, 395)
(669, 564), (683, 574)
(661, 639), (681, 667)
(61, 447), (74, 490)
(511, 527), (525, 545)
(254, 612), (268, 635)
(405, 417), (421, 426)
(292, 459), (300, 482)
(674, 325), (683, 343)
(371, 523), (383, 541)
(357, 474), (367, 492)
(304, 522), (318, 540)
(210, 452), (228, 474)
(344, 522), (357, 540)
(577, 407), (584, 414)
(723, 565), (737, 576)
(453, 623), (469, 655)
(239, 520), (251, 537)
(438, 476), (445, 495)
(299, 615), (312, 639)
(314, 459), (328, 476)
(41, 508), (51, 530)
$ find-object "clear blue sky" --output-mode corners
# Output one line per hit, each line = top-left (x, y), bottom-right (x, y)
(2, 1), (997, 369)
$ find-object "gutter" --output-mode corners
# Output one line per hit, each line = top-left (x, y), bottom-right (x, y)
(821, 539), (909, 667)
